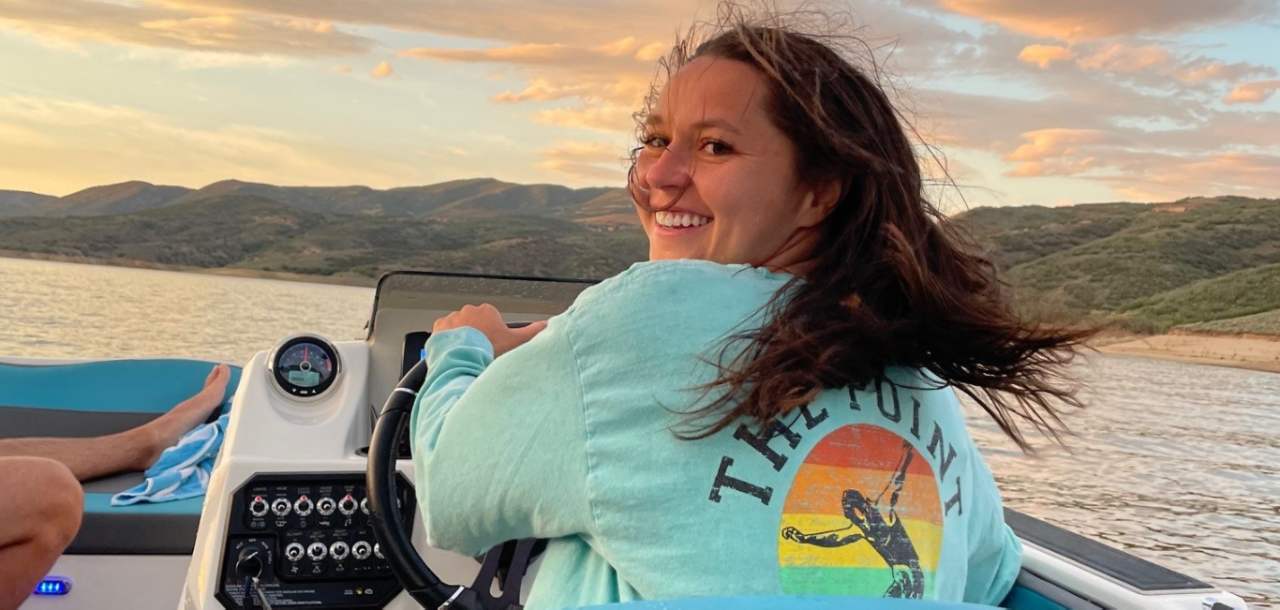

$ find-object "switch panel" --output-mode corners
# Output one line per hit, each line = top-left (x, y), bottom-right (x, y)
(215, 472), (416, 609)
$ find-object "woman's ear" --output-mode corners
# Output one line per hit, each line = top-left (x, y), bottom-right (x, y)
(797, 178), (843, 228)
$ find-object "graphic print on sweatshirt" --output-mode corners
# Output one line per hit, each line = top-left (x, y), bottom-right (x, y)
(778, 424), (943, 598)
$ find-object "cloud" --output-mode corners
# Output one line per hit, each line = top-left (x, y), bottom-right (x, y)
(906, 0), (1276, 41)
(0, 0), (372, 56)
(1075, 44), (1170, 73)
(371, 60), (393, 78)
(1002, 128), (1117, 177)
(333, 64), (351, 73)
(1223, 80), (1280, 105)
(1018, 44), (1072, 69)
(0, 94), (415, 194)
(401, 36), (661, 132)
(535, 140), (628, 182)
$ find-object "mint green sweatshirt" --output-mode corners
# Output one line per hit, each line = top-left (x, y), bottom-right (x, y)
(411, 260), (1021, 609)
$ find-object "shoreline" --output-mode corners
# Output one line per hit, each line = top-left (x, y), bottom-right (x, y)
(0, 250), (377, 288)
(1094, 333), (1280, 374)
(6, 253), (1277, 374)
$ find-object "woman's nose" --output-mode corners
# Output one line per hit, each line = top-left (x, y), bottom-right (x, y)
(643, 147), (692, 192)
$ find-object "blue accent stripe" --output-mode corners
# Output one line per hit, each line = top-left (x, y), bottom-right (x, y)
(0, 359), (241, 413)
(84, 492), (205, 515)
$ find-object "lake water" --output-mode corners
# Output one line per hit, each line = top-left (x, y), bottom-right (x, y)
(2, 257), (1277, 607)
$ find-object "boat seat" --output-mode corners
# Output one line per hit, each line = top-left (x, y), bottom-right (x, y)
(0, 358), (241, 555)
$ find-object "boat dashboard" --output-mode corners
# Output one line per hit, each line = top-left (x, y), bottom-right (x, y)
(178, 271), (594, 610)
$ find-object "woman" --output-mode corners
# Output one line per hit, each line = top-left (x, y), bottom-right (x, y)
(411, 7), (1090, 609)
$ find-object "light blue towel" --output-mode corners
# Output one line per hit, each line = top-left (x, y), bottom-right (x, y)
(111, 412), (229, 506)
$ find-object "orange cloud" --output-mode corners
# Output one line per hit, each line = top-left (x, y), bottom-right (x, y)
(1018, 44), (1073, 69)
(371, 60), (393, 78)
(1075, 44), (1170, 73)
(1003, 129), (1115, 177)
(0, 0), (371, 56)
(915, 0), (1271, 41)
(1223, 80), (1280, 105)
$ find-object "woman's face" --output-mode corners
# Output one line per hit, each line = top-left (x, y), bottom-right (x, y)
(634, 55), (835, 270)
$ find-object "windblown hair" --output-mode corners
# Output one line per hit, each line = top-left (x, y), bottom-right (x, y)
(628, 3), (1096, 452)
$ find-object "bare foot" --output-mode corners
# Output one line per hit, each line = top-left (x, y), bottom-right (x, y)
(138, 364), (231, 468)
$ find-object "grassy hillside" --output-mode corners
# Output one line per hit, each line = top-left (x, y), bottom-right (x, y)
(1118, 263), (1280, 331)
(956, 202), (1146, 270)
(0, 195), (328, 267)
(1002, 198), (1280, 314)
(1178, 310), (1280, 336)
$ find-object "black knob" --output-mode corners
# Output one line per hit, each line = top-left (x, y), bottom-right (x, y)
(235, 548), (264, 579)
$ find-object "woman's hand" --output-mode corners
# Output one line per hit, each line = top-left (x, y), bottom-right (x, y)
(432, 303), (548, 358)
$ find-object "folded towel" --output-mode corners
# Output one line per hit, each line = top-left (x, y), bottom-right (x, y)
(111, 412), (230, 506)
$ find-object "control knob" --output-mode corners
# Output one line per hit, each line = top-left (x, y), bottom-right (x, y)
(307, 542), (327, 561)
(329, 541), (350, 560)
(351, 540), (373, 560)
(294, 495), (314, 517)
(316, 496), (336, 516)
(339, 494), (358, 516)
(271, 498), (291, 517)
(248, 496), (269, 518)
(284, 542), (305, 563)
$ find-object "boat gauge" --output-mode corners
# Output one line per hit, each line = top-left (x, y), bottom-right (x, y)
(268, 334), (340, 400)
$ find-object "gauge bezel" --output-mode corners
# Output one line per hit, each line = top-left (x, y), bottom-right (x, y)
(268, 334), (341, 401)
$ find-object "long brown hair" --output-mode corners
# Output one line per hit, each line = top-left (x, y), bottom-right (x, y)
(629, 4), (1095, 452)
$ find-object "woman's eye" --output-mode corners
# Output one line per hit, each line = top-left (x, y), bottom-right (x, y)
(643, 135), (669, 149)
(701, 140), (733, 155)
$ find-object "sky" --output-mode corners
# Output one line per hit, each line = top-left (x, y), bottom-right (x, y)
(0, 0), (1278, 209)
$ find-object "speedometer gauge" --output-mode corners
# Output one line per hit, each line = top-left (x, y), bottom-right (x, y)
(268, 334), (341, 399)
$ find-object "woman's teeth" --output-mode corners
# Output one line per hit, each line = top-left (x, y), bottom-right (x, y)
(655, 211), (711, 228)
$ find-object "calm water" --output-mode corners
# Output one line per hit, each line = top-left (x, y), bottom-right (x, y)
(2, 257), (1277, 607)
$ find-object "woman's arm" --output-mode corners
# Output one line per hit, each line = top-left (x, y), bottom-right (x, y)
(409, 320), (594, 556)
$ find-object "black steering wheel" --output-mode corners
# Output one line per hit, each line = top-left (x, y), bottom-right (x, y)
(366, 356), (542, 609)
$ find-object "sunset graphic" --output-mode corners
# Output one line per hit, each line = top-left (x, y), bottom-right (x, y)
(779, 424), (943, 598)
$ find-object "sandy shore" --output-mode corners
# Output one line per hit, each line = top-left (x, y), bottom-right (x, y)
(1096, 333), (1280, 374)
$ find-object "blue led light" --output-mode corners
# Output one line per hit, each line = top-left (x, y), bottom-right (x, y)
(33, 577), (71, 596)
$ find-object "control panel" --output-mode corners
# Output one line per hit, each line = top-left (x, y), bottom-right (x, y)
(215, 472), (416, 609)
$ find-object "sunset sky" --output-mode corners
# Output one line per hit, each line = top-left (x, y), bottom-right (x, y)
(1, 0), (1277, 208)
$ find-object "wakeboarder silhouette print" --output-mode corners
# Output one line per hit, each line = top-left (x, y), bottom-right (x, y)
(778, 425), (942, 598)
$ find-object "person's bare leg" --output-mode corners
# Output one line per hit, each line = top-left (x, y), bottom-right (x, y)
(0, 364), (231, 481)
(0, 457), (83, 610)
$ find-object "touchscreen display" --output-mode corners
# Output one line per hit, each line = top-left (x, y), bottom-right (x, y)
(401, 331), (431, 376)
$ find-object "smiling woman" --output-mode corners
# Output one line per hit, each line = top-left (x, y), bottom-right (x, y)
(411, 2), (1095, 608)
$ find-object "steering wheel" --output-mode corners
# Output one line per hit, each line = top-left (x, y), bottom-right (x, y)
(366, 357), (541, 610)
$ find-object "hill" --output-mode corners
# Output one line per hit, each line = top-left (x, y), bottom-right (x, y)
(1118, 263), (1280, 331)
(0, 193), (645, 280)
(1, 181), (1276, 335)
(0, 189), (55, 217)
(956, 196), (1280, 333)
(14, 178), (637, 222)
(30, 181), (194, 217)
